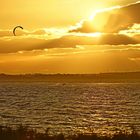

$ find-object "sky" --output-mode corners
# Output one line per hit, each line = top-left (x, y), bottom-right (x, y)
(0, 0), (140, 74)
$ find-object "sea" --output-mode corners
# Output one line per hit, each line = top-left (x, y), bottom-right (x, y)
(0, 82), (140, 135)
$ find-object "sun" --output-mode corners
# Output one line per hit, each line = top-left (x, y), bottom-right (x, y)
(88, 6), (121, 32)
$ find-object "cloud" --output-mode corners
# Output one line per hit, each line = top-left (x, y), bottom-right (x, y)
(98, 34), (138, 45)
(70, 2), (140, 33)
(0, 44), (140, 74)
(0, 33), (139, 53)
(0, 30), (13, 37)
(0, 29), (47, 37)
(0, 38), (46, 53)
(45, 33), (138, 47)
(119, 23), (140, 36)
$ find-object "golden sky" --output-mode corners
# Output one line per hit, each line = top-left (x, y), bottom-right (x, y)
(0, 0), (140, 74)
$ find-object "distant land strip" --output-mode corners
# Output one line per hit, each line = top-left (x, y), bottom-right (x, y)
(0, 72), (140, 83)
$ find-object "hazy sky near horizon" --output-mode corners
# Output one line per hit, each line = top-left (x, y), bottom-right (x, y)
(0, 0), (140, 74)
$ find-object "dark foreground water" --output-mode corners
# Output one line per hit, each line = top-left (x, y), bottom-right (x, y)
(0, 82), (140, 135)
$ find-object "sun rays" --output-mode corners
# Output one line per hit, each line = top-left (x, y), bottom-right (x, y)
(0, 1), (140, 73)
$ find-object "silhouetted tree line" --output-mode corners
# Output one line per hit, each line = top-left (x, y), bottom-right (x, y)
(0, 125), (140, 140)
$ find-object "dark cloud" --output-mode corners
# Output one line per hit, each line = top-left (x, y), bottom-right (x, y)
(0, 33), (139, 53)
(98, 34), (138, 45)
(45, 34), (138, 47)
(0, 38), (46, 53)
(70, 2), (140, 33)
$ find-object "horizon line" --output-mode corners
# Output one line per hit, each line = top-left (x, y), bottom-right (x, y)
(0, 71), (140, 76)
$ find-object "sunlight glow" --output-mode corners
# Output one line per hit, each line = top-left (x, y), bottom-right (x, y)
(89, 6), (121, 21)
(88, 6), (122, 32)
(75, 32), (102, 37)
(68, 32), (102, 38)
(119, 24), (140, 36)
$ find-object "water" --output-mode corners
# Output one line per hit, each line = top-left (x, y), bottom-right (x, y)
(0, 82), (140, 135)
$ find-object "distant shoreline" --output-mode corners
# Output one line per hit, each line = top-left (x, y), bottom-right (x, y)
(0, 72), (140, 83)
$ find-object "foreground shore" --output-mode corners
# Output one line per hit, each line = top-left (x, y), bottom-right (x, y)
(0, 125), (140, 140)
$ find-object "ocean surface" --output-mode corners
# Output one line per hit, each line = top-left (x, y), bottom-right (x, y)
(0, 82), (140, 135)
